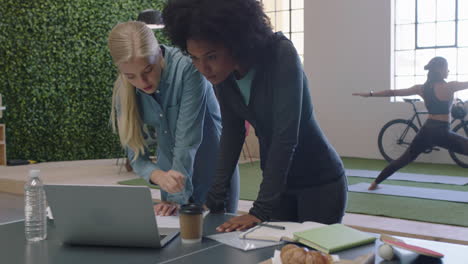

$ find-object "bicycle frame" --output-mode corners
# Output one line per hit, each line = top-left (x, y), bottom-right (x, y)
(451, 118), (467, 132)
(379, 98), (468, 166)
(408, 99), (465, 127)
(406, 99), (466, 151)
(407, 100), (427, 129)
(395, 101), (426, 146)
(396, 100), (435, 150)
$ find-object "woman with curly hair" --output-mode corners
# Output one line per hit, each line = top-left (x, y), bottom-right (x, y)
(108, 21), (239, 216)
(162, 0), (348, 232)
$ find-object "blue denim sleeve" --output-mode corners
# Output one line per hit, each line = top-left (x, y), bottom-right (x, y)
(167, 65), (209, 204)
(127, 146), (161, 183)
(128, 147), (173, 203)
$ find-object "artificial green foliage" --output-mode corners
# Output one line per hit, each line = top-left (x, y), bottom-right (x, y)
(0, 0), (168, 161)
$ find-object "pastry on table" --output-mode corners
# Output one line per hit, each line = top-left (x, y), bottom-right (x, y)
(280, 244), (333, 264)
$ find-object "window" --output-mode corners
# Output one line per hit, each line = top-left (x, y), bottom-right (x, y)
(261, 0), (304, 62)
(394, 0), (468, 101)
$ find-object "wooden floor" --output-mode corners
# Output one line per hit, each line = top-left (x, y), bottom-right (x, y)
(1, 158), (467, 245)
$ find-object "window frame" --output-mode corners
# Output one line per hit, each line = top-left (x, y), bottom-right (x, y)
(393, 0), (468, 101)
(415, 0), (459, 49)
(260, 0), (304, 61)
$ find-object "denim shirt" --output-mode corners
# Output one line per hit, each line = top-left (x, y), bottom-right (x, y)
(127, 45), (222, 204)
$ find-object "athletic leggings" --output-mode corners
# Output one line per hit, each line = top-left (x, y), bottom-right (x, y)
(375, 119), (468, 184)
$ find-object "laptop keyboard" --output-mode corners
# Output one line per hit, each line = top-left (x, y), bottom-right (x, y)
(160, 234), (167, 240)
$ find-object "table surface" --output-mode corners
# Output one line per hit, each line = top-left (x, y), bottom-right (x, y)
(1, 214), (466, 264)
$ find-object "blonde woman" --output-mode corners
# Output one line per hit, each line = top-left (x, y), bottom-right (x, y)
(108, 21), (239, 215)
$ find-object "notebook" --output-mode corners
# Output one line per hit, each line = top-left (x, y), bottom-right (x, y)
(44, 184), (179, 248)
(293, 224), (376, 253)
(239, 221), (325, 242)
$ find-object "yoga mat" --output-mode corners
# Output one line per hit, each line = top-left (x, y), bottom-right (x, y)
(348, 183), (468, 203)
(241, 160), (468, 227)
(346, 169), (468, 185)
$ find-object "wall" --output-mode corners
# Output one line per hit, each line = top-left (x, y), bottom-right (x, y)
(304, 0), (453, 164)
(0, 0), (167, 161)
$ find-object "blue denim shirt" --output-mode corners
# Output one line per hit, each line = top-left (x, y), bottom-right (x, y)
(127, 45), (222, 205)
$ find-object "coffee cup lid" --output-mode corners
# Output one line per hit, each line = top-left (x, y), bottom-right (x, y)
(179, 203), (203, 215)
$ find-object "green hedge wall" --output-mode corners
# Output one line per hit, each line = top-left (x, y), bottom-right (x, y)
(0, 0), (168, 161)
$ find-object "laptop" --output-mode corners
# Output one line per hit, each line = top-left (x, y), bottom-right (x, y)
(44, 184), (179, 248)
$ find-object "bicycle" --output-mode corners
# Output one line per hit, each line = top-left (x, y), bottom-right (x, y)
(377, 98), (468, 168)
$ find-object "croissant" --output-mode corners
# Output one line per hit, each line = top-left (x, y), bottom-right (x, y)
(304, 251), (333, 264)
(280, 244), (333, 264)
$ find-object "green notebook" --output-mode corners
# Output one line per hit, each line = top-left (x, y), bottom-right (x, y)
(293, 224), (376, 253)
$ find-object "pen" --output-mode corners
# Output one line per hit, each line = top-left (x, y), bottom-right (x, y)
(257, 222), (286, 230)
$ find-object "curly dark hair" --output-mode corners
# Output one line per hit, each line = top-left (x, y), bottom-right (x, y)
(162, 0), (273, 67)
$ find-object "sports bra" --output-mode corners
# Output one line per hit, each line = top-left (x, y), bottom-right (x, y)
(422, 81), (452, 115)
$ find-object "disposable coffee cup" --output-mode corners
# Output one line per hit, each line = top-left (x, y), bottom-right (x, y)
(179, 203), (204, 243)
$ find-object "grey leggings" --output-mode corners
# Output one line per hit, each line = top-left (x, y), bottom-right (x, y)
(375, 119), (468, 184)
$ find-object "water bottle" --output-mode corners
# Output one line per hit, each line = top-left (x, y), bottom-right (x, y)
(24, 169), (47, 242)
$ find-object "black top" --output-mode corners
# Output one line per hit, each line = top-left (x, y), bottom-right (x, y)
(422, 81), (452, 115)
(206, 33), (344, 221)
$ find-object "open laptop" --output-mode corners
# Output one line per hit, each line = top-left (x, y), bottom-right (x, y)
(44, 184), (179, 248)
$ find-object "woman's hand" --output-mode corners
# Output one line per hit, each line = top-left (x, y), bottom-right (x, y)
(150, 169), (185, 193)
(352, 92), (371, 97)
(216, 214), (261, 232)
(154, 201), (179, 216)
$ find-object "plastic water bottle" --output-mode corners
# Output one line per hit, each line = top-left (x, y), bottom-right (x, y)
(24, 169), (47, 242)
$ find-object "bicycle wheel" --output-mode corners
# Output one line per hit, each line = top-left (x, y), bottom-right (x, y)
(378, 119), (419, 163)
(448, 122), (468, 168)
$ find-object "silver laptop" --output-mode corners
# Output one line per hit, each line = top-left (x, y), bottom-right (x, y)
(44, 184), (179, 248)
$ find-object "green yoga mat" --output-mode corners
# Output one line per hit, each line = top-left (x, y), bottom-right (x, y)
(118, 157), (468, 227)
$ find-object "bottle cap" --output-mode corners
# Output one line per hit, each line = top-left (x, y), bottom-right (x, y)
(29, 169), (40, 178)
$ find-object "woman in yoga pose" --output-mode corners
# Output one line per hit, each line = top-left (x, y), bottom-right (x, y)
(353, 57), (468, 190)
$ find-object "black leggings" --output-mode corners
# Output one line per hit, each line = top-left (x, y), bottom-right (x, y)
(271, 176), (348, 224)
(375, 119), (468, 184)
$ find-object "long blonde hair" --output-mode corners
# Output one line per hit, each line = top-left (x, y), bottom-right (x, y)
(108, 21), (162, 160)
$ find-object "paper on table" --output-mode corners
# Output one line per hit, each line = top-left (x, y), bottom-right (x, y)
(150, 189), (161, 200)
(240, 221), (326, 242)
(271, 250), (281, 264)
(155, 210), (209, 228)
(206, 231), (282, 251)
(156, 215), (180, 228)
